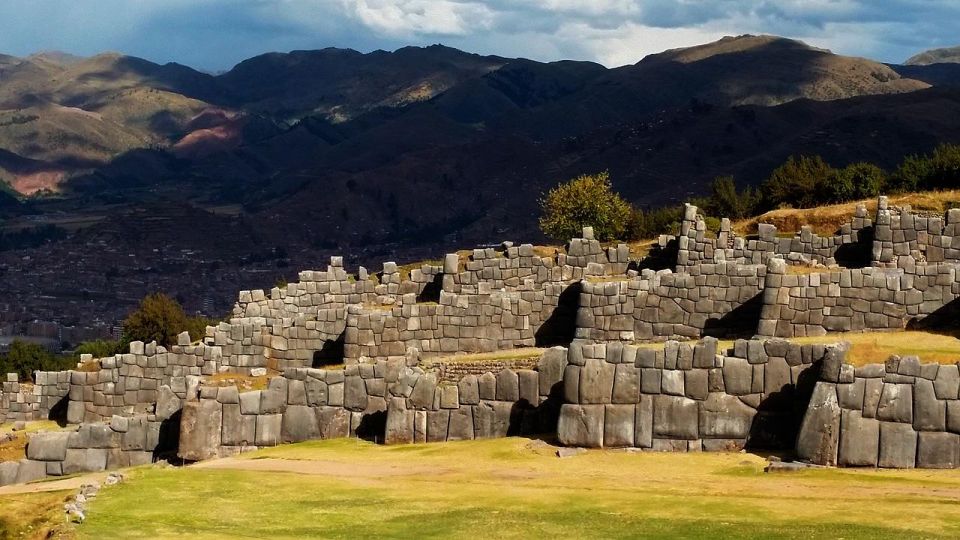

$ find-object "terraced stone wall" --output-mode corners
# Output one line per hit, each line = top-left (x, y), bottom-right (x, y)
(758, 259), (960, 338)
(576, 262), (766, 342)
(797, 353), (960, 468)
(556, 338), (831, 450)
(0, 372), (70, 423)
(873, 197), (960, 270)
(176, 349), (568, 460)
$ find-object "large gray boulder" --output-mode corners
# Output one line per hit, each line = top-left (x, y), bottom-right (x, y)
(611, 364), (640, 404)
(603, 404), (635, 447)
(579, 359), (614, 404)
(878, 421), (917, 468)
(178, 399), (223, 461)
(62, 448), (108, 475)
(917, 432), (960, 468)
(317, 407), (350, 439)
(343, 376), (369, 410)
(447, 407), (474, 441)
(699, 392), (755, 440)
(652, 395), (699, 440)
(557, 404), (604, 447)
(255, 414), (282, 446)
(26, 432), (70, 461)
(281, 405), (320, 443)
(722, 357), (752, 395)
(796, 382), (841, 466)
(838, 410), (879, 467)
(474, 401), (512, 439)
(876, 383), (913, 423)
(426, 410), (450, 442)
(913, 379), (945, 431)
(537, 347), (568, 397)
(458, 375), (480, 405)
(635, 395), (653, 448)
(155, 385), (182, 421)
(385, 398), (414, 445)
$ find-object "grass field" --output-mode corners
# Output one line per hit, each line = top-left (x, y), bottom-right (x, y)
(789, 330), (960, 366)
(38, 437), (960, 539)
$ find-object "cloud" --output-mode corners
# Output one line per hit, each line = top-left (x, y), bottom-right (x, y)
(0, 0), (956, 69)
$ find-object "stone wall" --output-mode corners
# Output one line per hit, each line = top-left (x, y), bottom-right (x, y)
(557, 338), (831, 450)
(0, 372), (70, 423)
(576, 262), (766, 342)
(758, 259), (960, 338)
(177, 349), (568, 459)
(1, 415), (170, 486)
(873, 197), (960, 270)
(797, 351), (960, 468)
(66, 338), (212, 423)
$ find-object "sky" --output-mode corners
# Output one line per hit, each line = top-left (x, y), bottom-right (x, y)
(0, 0), (957, 71)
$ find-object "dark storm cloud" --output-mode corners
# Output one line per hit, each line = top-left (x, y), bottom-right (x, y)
(0, 1), (956, 69)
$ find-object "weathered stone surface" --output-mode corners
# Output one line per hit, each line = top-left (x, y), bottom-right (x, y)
(661, 370), (684, 396)
(838, 410), (879, 467)
(603, 404), (635, 447)
(538, 347), (568, 397)
(409, 373), (437, 409)
(426, 410), (450, 442)
(447, 406), (475, 441)
(836, 379), (865, 411)
(221, 404), (246, 446)
(281, 405), (320, 443)
(612, 364), (640, 404)
(557, 404), (604, 447)
(796, 382), (841, 466)
(458, 375), (480, 405)
(518, 370), (538, 405)
(178, 399), (222, 461)
(913, 379), (946, 431)
(255, 414), (282, 446)
(14, 459), (46, 484)
(635, 395), (653, 448)
(0, 462), (19, 486)
(26, 432), (70, 461)
(878, 421), (917, 468)
(699, 392), (755, 440)
(121, 419), (146, 451)
(917, 432), (960, 468)
(344, 376), (369, 410)
(495, 369), (520, 402)
(474, 401), (513, 438)
(764, 357), (792, 395)
(876, 383), (913, 423)
(478, 373), (497, 401)
(722, 357), (752, 395)
(579, 359), (615, 404)
(684, 370), (709, 401)
(862, 378), (883, 418)
(653, 395), (699, 440)
(62, 448), (108, 475)
(318, 406), (350, 439)
(934, 365), (960, 400)
(305, 379), (329, 406)
(239, 390), (261, 415)
(385, 398), (414, 445)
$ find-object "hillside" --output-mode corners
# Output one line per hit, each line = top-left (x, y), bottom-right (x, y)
(906, 45), (960, 65)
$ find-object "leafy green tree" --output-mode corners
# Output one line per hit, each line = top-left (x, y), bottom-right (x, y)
(931, 143), (960, 187)
(708, 176), (760, 218)
(891, 153), (933, 192)
(122, 293), (192, 347)
(762, 155), (836, 209)
(827, 163), (887, 202)
(539, 172), (632, 241)
(0, 341), (72, 381)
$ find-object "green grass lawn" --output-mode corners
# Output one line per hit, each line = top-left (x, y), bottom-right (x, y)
(64, 437), (960, 539)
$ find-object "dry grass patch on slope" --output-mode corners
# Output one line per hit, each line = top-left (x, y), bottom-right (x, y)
(789, 331), (960, 367)
(735, 190), (960, 236)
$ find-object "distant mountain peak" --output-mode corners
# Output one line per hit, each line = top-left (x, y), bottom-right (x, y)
(906, 45), (960, 65)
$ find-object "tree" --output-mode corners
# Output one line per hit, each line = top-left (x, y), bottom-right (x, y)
(708, 176), (759, 218)
(0, 340), (72, 381)
(74, 339), (121, 359)
(931, 143), (960, 188)
(762, 155), (836, 209)
(827, 163), (887, 202)
(122, 293), (191, 347)
(891, 153), (933, 192)
(539, 172), (632, 241)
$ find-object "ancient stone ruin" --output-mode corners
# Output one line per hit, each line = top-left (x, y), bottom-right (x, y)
(6, 195), (960, 485)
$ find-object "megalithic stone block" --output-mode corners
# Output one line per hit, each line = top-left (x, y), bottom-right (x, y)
(796, 382), (841, 466)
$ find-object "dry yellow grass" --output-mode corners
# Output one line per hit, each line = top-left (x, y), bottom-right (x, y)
(0, 420), (65, 462)
(422, 347), (545, 366)
(735, 190), (960, 235)
(785, 265), (835, 275)
(74, 437), (960, 538)
(789, 331), (960, 366)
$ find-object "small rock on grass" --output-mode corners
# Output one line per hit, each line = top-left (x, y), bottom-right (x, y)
(556, 447), (587, 458)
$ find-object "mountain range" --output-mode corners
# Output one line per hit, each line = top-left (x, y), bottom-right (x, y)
(3, 34), (960, 326)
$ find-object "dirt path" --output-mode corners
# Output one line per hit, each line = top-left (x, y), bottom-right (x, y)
(193, 456), (444, 478)
(0, 472), (105, 496)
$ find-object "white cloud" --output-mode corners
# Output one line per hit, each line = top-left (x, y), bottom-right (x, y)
(341, 0), (495, 37)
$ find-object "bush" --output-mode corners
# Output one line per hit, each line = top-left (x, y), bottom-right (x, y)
(0, 341), (74, 382)
(762, 155), (836, 209)
(539, 172), (632, 242)
(122, 293), (212, 348)
(625, 206), (683, 240)
(706, 176), (760, 219)
(74, 339), (121, 359)
(827, 163), (887, 202)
